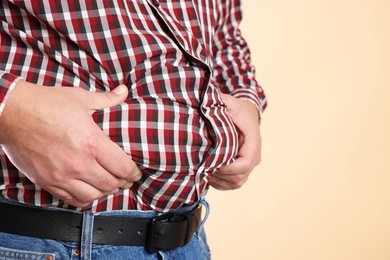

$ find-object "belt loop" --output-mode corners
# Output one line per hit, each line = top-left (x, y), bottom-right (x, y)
(197, 195), (210, 233)
(81, 211), (94, 260)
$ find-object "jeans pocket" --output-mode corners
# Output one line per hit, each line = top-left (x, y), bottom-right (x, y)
(0, 246), (55, 260)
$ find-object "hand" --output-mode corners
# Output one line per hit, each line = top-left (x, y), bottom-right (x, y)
(0, 81), (141, 207)
(209, 93), (262, 190)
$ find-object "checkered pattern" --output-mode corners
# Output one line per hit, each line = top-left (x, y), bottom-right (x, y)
(0, 0), (266, 212)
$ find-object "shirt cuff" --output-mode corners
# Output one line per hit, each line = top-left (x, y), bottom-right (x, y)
(0, 72), (22, 117)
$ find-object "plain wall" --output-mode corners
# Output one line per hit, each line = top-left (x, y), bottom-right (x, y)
(206, 0), (390, 259)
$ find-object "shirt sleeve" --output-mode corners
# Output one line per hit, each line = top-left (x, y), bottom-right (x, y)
(0, 71), (21, 117)
(212, 0), (267, 118)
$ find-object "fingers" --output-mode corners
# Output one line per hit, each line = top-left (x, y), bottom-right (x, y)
(212, 123), (261, 189)
(48, 164), (140, 207)
(46, 161), (140, 208)
(119, 180), (134, 189)
(89, 129), (141, 192)
(210, 136), (261, 191)
(1, 82), (140, 209)
(119, 168), (142, 189)
(93, 129), (141, 180)
(84, 84), (129, 111)
(48, 181), (104, 208)
(78, 162), (124, 192)
(77, 84), (141, 196)
(219, 133), (262, 175)
(210, 157), (254, 190)
(209, 94), (262, 191)
(81, 84), (141, 181)
(209, 173), (249, 191)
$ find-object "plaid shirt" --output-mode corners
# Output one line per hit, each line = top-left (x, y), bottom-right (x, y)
(0, 0), (266, 212)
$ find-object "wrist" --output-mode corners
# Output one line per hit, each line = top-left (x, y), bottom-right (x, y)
(242, 99), (261, 124)
(220, 92), (260, 125)
(0, 80), (32, 144)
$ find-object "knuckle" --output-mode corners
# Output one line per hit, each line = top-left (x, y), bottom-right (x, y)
(231, 175), (245, 185)
(234, 179), (247, 189)
(232, 183), (242, 190)
(60, 194), (73, 202)
(103, 92), (114, 104)
(239, 161), (252, 174)
(60, 153), (89, 175)
(113, 163), (133, 179)
(85, 135), (99, 155)
(48, 187), (71, 200)
(80, 192), (100, 204)
(231, 175), (248, 189)
(68, 159), (88, 175)
(102, 178), (121, 191)
(46, 170), (65, 184)
(59, 195), (87, 208)
(71, 201), (90, 208)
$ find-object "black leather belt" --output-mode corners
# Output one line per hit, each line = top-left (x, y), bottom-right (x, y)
(0, 202), (202, 253)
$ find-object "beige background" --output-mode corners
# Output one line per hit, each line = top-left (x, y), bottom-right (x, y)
(206, 0), (390, 259)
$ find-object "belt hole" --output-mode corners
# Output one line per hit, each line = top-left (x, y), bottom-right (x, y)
(137, 230), (142, 235)
(118, 229), (124, 234)
(97, 228), (103, 234)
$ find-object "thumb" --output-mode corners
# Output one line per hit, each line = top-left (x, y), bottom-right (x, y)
(86, 84), (128, 110)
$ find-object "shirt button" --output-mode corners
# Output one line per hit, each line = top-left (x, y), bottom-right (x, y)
(152, 0), (160, 6)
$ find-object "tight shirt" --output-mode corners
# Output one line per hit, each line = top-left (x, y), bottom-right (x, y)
(0, 0), (266, 212)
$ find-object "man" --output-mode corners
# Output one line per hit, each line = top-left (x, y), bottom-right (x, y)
(0, 0), (266, 259)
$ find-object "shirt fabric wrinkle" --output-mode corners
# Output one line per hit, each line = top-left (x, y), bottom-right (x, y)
(0, 0), (266, 213)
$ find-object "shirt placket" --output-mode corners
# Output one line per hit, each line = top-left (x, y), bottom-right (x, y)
(145, 0), (211, 75)
(145, 0), (214, 201)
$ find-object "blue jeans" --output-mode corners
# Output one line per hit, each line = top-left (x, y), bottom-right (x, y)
(0, 200), (211, 260)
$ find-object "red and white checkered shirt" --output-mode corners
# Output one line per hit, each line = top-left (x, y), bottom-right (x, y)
(0, 0), (266, 212)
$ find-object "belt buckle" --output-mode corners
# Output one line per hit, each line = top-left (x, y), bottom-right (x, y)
(145, 212), (190, 253)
